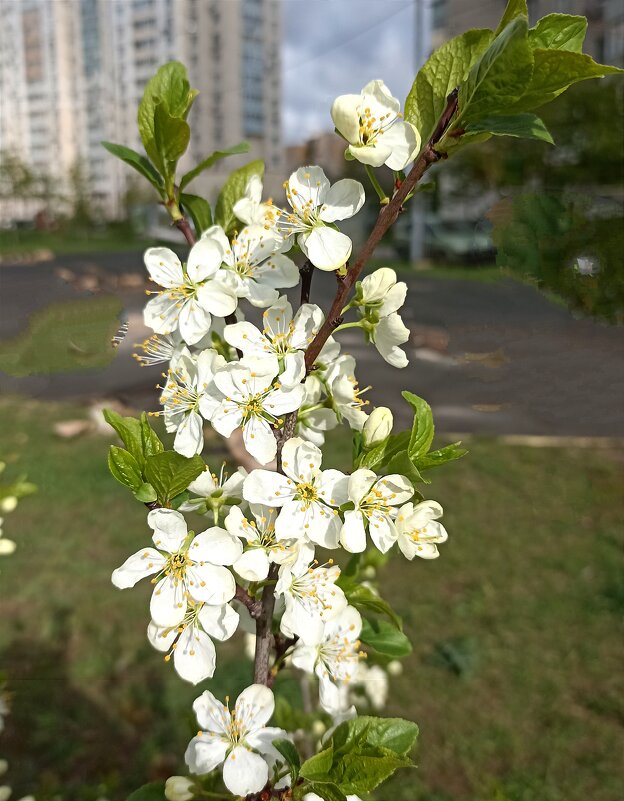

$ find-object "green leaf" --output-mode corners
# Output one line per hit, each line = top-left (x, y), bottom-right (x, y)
(357, 431), (410, 471)
(332, 716), (419, 758)
(402, 391), (435, 457)
(179, 142), (251, 190)
(345, 584), (403, 630)
(101, 142), (164, 193)
(360, 618), (413, 658)
(405, 28), (493, 144)
(140, 412), (164, 458)
(273, 738), (300, 781)
(215, 160), (264, 236)
(0, 295), (122, 377)
(513, 49), (624, 112)
(153, 103), (191, 174)
(133, 483), (158, 503)
(458, 17), (533, 124)
(108, 447), (142, 491)
(494, 0), (527, 37)
(465, 113), (554, 144)
(126, 782), (165, 801)
(414, 441), (468, 471)
(144, 451), (205, 505)
(103, 409), (144, 466)
(137, 61), (197, 173)
(385, 450), (429, 485)
(180, 193), (213, 236)
(528, 13), (587, 52)
(300, 717), (415, 794)
(297, 784), (346, 801)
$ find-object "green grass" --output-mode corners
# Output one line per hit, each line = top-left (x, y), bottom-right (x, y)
(0, 399), (623, 800)
(0, 227), (151, 256)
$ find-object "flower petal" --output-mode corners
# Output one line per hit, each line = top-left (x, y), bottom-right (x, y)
(143, 292), (180, 335)
(178, 299), (213, 345)
(184, 732), (228, 775)
(191, 527), (243, 565)
(186, 238), (223, 282)
(173, 411), (204, 457)
(174, 624), (217, 684)
(144, 247), (182, 287)
(381, 120), (420, 171)
(234, 548), (271, 581)
(330, 93), (363, 144)
(198, 602), (240, 641)
(192, 689), (228, 733)
(320, 179), (365, 223)
(150, 575), (188, 627)
(235, 683), (275, 727)
(300, 226), (352, 272)
(243, 416), (277, 465)
(196, 277), (238, 317)
(223, 746), (268, 795)
(243, 469), (293, 505)
(111, 548), (165, 589)
(340, 510), (367, 553)
(148, 508), (189, 552)
(188, 563), (236, 605)
(347, 469), (377, 504)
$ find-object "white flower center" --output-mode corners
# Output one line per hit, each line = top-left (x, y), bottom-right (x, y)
(358, 104), (401, 146)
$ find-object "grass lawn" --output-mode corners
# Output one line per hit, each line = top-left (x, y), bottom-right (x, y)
(0, 228), (152, 256)
(0, 397), (622, 800)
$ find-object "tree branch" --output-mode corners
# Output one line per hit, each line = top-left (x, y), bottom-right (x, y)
(174, 216), (196, 246)
(299, 259), (314, 304)
(303, 89), (459, 371)
(235, 584), (262, 619)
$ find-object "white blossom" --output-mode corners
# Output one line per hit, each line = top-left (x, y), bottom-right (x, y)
(233, 174), (281, 233)
(362, 406), (393, 448)
(185, 684), (288, 796)
(202, 224), (298, 308)
(340, 469), (413, 553)
(395, 499), (448, 560)
(111, 509), (241, 627)
(243, 437), (348, 549)
(325, 353), (370, 430)
(180, 463), (247, 521)
(148, 601), (239, 685)
(292, 605), (363, 714)
(226, 503), (303, 581)
(295, 375), (339, 447)
(279, 166), (365, 271)
(276, 554), (347, 638)
(164, 776), (195, 801)
(224, 295), (323, 388)
(357, 268), (410, 368)
(331, 79), (420, 170)
(158, 348), (225, 457)
(211, 363), (305, 465)
(0, 520), (15, 556)
(143, 241), (238, 345)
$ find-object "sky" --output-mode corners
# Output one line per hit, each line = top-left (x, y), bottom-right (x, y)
(282, 0), (416, 144)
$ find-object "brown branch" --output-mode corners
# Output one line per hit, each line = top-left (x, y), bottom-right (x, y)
(253, 563), (279, 685)
(174, 216), (196, 247)
(303, 89), (459, 371)
(299, 259), (314, 304)
(235, 584), (262, 619)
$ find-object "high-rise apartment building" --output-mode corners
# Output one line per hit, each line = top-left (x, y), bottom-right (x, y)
(0, 0), (282, 221)
(430, 0), (623, 66)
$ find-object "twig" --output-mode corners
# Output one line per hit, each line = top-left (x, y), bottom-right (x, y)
(302, 89), (459, 371)
(299, 259), (314, 304)
(235, 584), (262, 619)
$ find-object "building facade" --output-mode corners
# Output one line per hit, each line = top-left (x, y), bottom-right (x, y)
(0, 0), (282, 222)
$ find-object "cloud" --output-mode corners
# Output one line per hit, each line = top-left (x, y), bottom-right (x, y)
(282, 0), (415, 144)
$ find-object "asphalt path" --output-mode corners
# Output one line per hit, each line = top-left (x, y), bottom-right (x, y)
(1, 250), (622, 437)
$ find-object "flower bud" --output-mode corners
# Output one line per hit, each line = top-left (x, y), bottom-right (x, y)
(0, 497), (17, 513)
(362, 407), (393, 448)
(312, 720), (327, 737)
(360, 268), (397, 303)
(165, 776), (194, 801)
(387, 660), (403, 677)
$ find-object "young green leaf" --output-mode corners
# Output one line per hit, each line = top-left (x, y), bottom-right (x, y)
(125, 782), (166, 801)
(513, 49), (624, 112)
(360, 618), (413, 658)
(143, 451), (205, 504)
(299, 744), (335, 781)
(344, 584), (403, 630)
(465, 113), (554, 144)
(100, 142), (164, 194)
(458, 17), (533, 124)
(133, 482), (158, 503)
(179, 193), (213, 236)
(272, 738), (300, 781)
(296, 784), (347, 801)
(215, 159), (264, 236)
(108, 446), (143, 491)
(140, 412), (164, 458)
(137, 61), (197, 173)
(528, 13), (587, 52)
(332, 716), (419, 758)
(103, 409), (144, 467)
(153, 103), (191, 174)
(402, 391), (435, 457)
(494, 0), (528, 37)
(414, 441), (468, 471)
(179, 142), (251, 190)
(405, 29), (493, 145)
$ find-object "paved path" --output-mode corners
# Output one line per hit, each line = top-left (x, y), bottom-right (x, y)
(1, 251), (622, 437)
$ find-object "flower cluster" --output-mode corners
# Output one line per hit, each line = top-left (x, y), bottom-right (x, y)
(109, 74), (450, 799)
